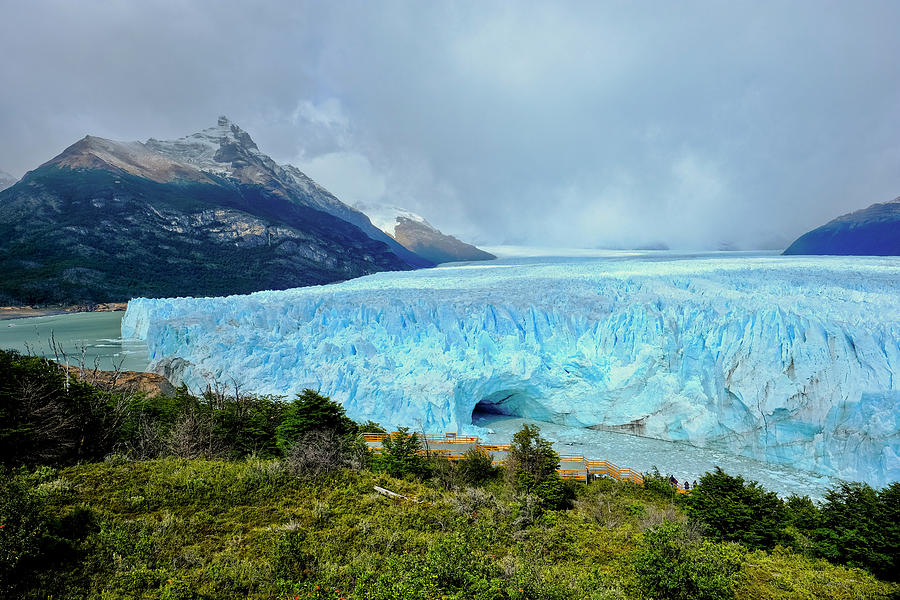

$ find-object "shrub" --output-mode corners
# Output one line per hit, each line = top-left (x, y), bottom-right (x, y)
(642, 467), (682, 501)
(357, 420), (386, 434)
(213, 394), (284, 458)
(428, 456), (459, 490)
(273, 529), (315, 581)
(633, 520), (743, 600)
(284, 429), (364, 478)
(687, 467), (785, 549)
(0, 472), (68, 595)
(165, 410), (225, 459)
(814, 481), (900, 580)
(275, 390), (355, 454)
(372, 427), (430, 479)
(505, 424), (568, 509)
(0, 349), (111, 465)
(738, 546), (900, 599)
(877, 481), (900, 580)
(458, 446), (496, 486)
(783, 494), (821, 531)
(425, 531), (499, 592)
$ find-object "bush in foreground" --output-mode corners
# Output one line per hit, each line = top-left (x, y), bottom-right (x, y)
(687, 467), (785, 550)
(505, 424), (568, 510)
(373, 427), (431, 479)
(633, 520), (743, 600)
(275, 389), (356, 454)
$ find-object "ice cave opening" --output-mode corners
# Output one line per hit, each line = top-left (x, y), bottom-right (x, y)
(470, 389), (555, 425)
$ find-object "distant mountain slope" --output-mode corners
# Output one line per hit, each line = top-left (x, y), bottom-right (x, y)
(0, 170), (17, 191)
(0, 118), (420, 305)
(783, 197), (900, 256)
(357, 203), (495, 264)
(145, 118), (431, 269)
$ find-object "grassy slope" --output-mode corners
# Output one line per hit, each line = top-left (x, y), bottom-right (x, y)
(20, 459), (897, 600)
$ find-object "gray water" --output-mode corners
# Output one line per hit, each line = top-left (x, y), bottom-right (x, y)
(0, 311), (149, 372)
(476, 414), (840, 500)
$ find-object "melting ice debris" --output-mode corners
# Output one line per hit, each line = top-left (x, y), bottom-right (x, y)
(122, 253), (900, 487)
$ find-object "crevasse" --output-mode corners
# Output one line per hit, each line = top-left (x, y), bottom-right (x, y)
(122, 254), (900, 486)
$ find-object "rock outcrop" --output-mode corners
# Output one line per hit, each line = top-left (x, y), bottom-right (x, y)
(64, 365), (175, 398)
(0, 169), (17, 191)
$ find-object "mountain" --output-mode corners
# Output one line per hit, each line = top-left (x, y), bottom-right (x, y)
(0, 117), (429, 305)
(783, 197), (900, 255)
(0, 170), (17, 191)
(357, 203), (495, 264)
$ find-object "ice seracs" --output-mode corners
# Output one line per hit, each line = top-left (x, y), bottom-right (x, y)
(122, 253), (900, 487)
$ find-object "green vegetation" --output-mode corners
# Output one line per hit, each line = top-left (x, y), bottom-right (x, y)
(1, 348), (898, 599)
(687, 467), (785, 550)
(686, 467), (900, 580)
(372, 427), (431, 479)
(276, 388), (357, 454)
(457, 446), (497, 486)
(815, 481), (900, 579)
(505, 423), (569, 510)
(632, 521), (743, 600)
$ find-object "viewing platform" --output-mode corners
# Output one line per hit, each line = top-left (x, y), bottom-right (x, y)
(362, 431), (690, 493)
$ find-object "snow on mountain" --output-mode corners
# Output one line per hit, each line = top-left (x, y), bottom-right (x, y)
(0, 169), (19, 191)
(51, 135), (217, 184)
(357, 203), (431, 237)
(144, 117), (431, 268)
(356, 202), (495, 264)
(122, 253), (900, 487)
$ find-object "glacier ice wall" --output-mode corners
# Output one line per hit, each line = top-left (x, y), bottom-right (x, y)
(122, 254), (900, 486)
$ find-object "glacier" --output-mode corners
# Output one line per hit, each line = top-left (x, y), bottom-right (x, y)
(122, 252), (900, 487)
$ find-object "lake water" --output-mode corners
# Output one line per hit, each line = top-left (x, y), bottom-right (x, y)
(0, 311), (149, 372)
(476, 414), (839, 500)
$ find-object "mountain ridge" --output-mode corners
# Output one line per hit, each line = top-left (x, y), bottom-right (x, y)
(356, 203), (495, 264)
(783, 197), (900, 256)
(0, 118), (429, 305)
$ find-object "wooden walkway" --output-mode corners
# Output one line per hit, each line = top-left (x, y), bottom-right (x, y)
(362, 431), (690, 493)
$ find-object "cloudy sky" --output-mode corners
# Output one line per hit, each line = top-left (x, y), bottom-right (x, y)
(1, 1), (899, 249)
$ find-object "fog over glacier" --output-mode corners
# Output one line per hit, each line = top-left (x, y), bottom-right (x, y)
(123, 252), (900, 488)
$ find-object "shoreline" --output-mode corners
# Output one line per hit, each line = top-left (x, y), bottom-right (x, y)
(0, 302), (129, 321)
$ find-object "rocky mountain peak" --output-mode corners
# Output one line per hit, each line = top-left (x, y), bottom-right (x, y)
(0, 117), (420, 305)
(144, 117), (261, 175)
(203, 115), (258, 151)
(43, 134), (212, 184)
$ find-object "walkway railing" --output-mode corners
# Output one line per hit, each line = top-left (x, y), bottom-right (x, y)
(361, 431), (690, 493)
